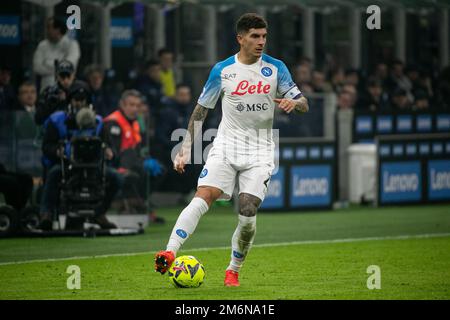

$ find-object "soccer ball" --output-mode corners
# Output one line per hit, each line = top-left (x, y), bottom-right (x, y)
(168, 255), (205, 288)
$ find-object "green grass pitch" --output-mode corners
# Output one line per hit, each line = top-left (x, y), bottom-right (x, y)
(0, 204), (449, 299)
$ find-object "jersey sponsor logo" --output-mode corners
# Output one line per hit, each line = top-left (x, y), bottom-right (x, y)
(261, 67), (272, 77)
(231, 80), (271, 96)
(236, 102), (269, 112)
(199, 168), (208, 178)
(222, 73), (236, 80)
(248, 103), (269, 112)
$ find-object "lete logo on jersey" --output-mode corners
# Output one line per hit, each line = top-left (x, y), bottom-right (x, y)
(231, 80), (271, 96)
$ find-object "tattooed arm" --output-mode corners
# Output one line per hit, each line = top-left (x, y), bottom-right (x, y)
(173, 104), (209, 173)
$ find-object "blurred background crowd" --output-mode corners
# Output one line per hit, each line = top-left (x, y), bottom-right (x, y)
(1, 0), (450, 217)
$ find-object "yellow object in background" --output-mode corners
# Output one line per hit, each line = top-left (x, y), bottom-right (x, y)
(160, 69), (176, 97)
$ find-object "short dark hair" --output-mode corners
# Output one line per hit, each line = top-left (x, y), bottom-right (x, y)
(176, 83), (191, 90)
(158, 48), (172, 57)
(48, 16), (67, 35)
(19, 81), (36, 91)
(236, 13), (267, 35)
(145, 59), (160, 70)
(84, 64), (104, 78)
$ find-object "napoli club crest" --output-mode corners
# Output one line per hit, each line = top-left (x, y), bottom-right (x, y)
(261, 67), (272, 77)
(199, 168), (208, 178)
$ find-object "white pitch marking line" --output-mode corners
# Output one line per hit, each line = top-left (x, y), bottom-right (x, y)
(0, 232), (449, 266)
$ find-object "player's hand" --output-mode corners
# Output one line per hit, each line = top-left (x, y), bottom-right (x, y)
(173, 147), (191, 174)
(274, 98), (296, 114)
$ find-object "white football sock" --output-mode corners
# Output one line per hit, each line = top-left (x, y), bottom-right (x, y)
(166, 197), (209, 255)
(227, 215), (257, 273)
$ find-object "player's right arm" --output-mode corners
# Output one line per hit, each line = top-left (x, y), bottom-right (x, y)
(173, 104), (209, 174)
(174, 62), (222, 174)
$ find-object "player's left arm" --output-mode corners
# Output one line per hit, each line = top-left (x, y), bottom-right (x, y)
(274, 95), (309, 114)
(275, 60), (309, 115)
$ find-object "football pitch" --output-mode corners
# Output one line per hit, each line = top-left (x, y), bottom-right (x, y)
(0, 204), (449, 300)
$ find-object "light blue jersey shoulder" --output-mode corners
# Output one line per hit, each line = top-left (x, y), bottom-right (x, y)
(198, 55), (235, 109)
(262, 54), (298, 96)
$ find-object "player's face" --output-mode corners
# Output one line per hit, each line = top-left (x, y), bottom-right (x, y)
(238, 28), (267, 59)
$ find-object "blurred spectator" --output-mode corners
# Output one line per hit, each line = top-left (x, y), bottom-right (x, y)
(84, 64), (118, 117)
(158, 48), (176, 98)
(136, 95), (152, 148)
(386, 59), (413, 102)
(391, 88), (411, 111)
(437, 66), (450, 109)
(154, 84), (201, 199)
(293, 63), (313, 93)
(16, 81), (37, 114)
(412, 90), (430, 111)
(135, 59), (164, 119)
(356, 77), (389, 112)
(329, 67), (345, 93)
(155, 84), (193, 163)
(342, 84), (358, 106)
(35, 60), (85, 125)
(374, 62), (389, 81)
(0, 65), (16, 111)
(405, 64), (433, 101)
(311, 70), (332, 93)
(103, 90), (165, 223)
(344, 68), (360, 90)
(33, 17), (81, 92)
(337, 91), (354, 110)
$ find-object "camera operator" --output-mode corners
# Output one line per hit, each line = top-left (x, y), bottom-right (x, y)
(39, 82), (121, 230)
(35, 60), (85, 126)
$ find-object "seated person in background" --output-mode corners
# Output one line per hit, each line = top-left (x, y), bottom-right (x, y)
(391, 87), (412, 111)
(39, 82), (120, 230)
(154, 84), (201, 198)
(15, 81), (37, 114)
(14, 82), (39, 139)
(35, 60), (85, 125)
(84, 64), (118, 118)
(412, 90), (430, 111)
(0, 65), (17, 112)
(356, 77), (390, 112)
(337, 91), (355, 111)
(0, 163), (33, 214)
(103, 90), (165, 224)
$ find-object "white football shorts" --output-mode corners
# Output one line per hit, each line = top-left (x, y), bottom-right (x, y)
(197, 147), (275, 202)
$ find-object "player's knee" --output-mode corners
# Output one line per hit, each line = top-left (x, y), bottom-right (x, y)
(195, 187), (221, 207)
(239, 202), (257, 217)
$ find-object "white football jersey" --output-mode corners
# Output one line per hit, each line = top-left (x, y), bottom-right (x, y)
(198, 53), (301, 159)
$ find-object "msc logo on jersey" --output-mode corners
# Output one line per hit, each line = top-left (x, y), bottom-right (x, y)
(261, 67), (272, 77)
(236, 102), (269, 112)
(199, 168), (208, 178)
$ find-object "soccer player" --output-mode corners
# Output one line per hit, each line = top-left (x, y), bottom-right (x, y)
(154, 13), (309, 287)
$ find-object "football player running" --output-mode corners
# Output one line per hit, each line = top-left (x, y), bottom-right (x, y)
(154, 13), (308, 287)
